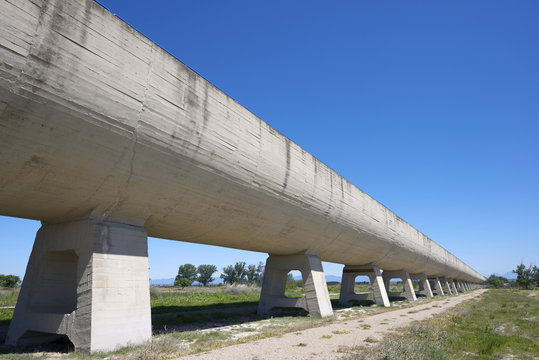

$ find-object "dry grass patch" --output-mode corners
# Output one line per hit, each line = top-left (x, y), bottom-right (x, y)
(345, 289), (538, 360)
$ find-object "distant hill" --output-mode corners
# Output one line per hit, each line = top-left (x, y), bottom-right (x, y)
(150, 277), (225, 286)
(150, 278), (174, 286)
(493, 271), (517, 280)
(325, 275), (342, 283)
(293, 274), (342, 283)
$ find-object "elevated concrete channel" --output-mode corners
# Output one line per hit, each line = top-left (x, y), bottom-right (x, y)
(0, 0), (485, 352)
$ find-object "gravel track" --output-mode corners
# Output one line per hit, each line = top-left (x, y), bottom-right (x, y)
(181, 290), (485, 360)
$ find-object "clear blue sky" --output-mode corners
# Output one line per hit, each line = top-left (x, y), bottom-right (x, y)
(1, 0), (538, 280)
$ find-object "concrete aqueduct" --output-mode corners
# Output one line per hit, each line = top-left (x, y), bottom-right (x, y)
(0, 0), (485, 352)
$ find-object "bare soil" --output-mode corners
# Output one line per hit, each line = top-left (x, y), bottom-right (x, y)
(180, 290), (486, 360)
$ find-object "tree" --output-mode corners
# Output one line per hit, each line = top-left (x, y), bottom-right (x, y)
(245, 262), (264, 285)
(220, 265), (236, 284)
(196, 264), (217, 286)
(513, 263), (534, 289)
(485, 274), (505, 288)
(533, 266), (539, 286)
(285, 273), (303, 289)
(175, 264), (197, 286)
(0, 274), (21, 288)
(220, 261), (247, 284)
(286, 273), (296, 289)
(175, 277), (192, 288)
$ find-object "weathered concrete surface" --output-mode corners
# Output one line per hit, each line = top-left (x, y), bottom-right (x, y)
(428, 276), (445, 296)
(339, 265), (390, 307)
(6, 219), (151, 351)
(440, 277), (453, 295)
(257, 254), (333, 317)
(410, 273), (433, 298)
(383, 270), (417, 301)
(0, 0), (484, 284)
(450, 279), (459, 295)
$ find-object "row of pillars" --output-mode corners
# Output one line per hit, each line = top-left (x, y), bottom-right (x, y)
(257, 254), (480, 317)
(5, 219), (482, 352)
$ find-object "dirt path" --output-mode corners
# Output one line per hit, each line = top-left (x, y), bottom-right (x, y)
(181, 290), (486, 360)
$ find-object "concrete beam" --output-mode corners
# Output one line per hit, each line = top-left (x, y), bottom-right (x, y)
(410, 273), (433, 298)
(6, 219), (151, 352)
(382, 270), (417, 301)
(339, 265), (390, 307)
(0, 0), (485, 285)
(257, 254), (333, 317)
(428, 276), (444, 296)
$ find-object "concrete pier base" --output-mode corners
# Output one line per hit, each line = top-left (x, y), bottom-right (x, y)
(410, 273), (433, 298)
(6, 219), (152, 352)
(382, 270), (417, 301)
(339, 265), (390, 307)
(440, 277), (452, 295)
(257, 254), (333, 317)
(450, 279), (458, 294)
(428, 276), (444, 296)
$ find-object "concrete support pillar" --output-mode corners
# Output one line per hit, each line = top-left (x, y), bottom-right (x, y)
(6, 219), (151, 352)
(382, 270), (417, 301)
(440, 277), (452, 295)
(339, 265), (390, 307)
(428, 276), (444, 296)
(257, 253), (333, 317)
(410, 273), (433, 298)
(456, 280), (464, 292)
(450, 279), (458, 295)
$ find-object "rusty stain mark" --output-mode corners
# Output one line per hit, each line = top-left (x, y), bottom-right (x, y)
(24, 155), (43, 166)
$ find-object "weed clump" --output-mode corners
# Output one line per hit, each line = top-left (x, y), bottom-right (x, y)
(346, 289), (539, 360)
(223, 284), (259, 295)
(118, 335), (184, 360)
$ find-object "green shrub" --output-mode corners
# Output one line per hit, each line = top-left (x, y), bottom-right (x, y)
(175, 278), (192, 288)
(0, 274), (20, 288)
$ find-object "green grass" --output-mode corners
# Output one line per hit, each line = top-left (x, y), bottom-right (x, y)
(0, 289), (19, 326)
(150, 286), (260, 314)
(355, 284), (373, 293)
(348, 289), (539, 360)
(0, 285), (460, 359)
(284, 287), (304, 298)
(153, 309), (258, 329)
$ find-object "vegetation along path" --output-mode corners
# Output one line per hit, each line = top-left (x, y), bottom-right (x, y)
(182, 290), (486, 360)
